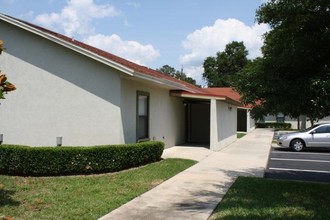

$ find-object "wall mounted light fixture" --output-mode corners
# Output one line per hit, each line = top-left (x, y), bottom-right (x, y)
(228, 106), (232, 111)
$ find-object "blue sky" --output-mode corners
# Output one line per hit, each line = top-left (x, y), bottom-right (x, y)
(1, 0), (269, 85)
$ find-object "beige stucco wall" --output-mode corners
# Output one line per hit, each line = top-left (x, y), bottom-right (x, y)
(210, 99), (237, 151)
(120, 78), (186, 148)
(0, 20), (124, 146)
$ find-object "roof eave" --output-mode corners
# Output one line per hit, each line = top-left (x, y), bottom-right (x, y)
(238, 106), (252, 110)
(170, 91), (226, 101)
(133, 71), (202, 93)
(170, 90), (243, 106)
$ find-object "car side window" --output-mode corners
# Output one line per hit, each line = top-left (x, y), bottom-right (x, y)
(314, 126), (330, 134)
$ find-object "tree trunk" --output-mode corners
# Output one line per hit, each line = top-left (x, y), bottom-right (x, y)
(297, 117), (300, 130)
(301, 115), (307, 129)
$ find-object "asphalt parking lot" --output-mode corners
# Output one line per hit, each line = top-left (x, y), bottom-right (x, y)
(265, 145), (330, 183)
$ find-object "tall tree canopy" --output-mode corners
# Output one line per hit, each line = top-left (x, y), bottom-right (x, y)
(234, 0), (330, 122)
(157, 65), (198, 86)
(203, 41), (249, 87)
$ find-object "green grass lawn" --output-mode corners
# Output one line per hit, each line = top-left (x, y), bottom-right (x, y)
(0, 158), (196, 220)
(210, 176), (330, 220)
(237, 133), (246, 139)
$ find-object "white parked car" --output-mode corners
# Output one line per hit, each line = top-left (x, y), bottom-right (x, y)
(277, 123), (330, 151)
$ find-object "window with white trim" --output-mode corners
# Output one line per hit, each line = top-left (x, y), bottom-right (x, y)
(137, 91), (149, 141)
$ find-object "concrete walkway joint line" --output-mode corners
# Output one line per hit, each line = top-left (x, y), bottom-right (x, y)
(99, 128), (274, 220)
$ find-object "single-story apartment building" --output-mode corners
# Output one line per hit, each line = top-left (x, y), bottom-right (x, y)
(0, 14), (252, 151)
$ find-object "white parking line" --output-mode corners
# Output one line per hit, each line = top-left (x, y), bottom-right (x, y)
(269, 167), (330, 173)
(271, 158), (330, 163)
(272, 151), (330, 156)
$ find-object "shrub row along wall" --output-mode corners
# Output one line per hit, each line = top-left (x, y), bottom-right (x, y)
(256, 122), (292, 129)
(0, 142), (164, 176)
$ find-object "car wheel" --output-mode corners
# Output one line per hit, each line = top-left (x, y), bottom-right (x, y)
(290, 139), (305, 152)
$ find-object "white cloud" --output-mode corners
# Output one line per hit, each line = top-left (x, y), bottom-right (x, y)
(32, 0), (160, 65)
(180, 18), (269, 85)
(184, 65), (206, 87)
(34, 0), (120, 37)
(126, 2), (141, 9)
(84, 34), (160, 65)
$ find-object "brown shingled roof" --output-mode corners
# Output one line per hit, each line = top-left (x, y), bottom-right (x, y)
(203, 87), (252, 108)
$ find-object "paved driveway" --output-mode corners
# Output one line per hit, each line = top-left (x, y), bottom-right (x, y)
(265, 145), (330, 183)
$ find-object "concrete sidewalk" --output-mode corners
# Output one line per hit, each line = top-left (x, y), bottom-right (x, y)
(99, 129), (274, 220)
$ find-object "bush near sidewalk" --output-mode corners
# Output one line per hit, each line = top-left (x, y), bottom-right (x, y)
(0, 141), (164, 176)
(256, 122), (291, 129)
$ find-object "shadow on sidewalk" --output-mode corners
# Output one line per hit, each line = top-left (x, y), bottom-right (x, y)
(172, 167), (266, 213)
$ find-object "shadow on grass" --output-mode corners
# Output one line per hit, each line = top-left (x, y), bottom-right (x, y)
(209, 176), (330, 220)
(0, 189), (20, 207)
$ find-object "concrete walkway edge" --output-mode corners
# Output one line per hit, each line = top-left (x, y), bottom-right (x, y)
(99, 128), (274, 220)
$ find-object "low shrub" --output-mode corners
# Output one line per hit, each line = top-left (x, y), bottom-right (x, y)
(0, 142), (164, 176)
(256, 122), (292, 129)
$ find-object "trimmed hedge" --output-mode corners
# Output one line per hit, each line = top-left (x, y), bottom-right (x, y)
(256, 122), (292, 129)
(0, 141), (164, 176)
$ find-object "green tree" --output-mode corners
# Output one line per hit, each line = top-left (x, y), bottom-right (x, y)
(0, 40), (16, 99)
(234, 0), (330, 122)
(157, 65), (177, 77)
(203, 41), (249, 87)
(233, 58), (267, 120)
(157, 65), (198, 86)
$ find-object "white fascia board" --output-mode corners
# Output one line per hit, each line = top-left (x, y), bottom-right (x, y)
(170, 91), (226, 101)
(0, 14), (134, 76)
(133, 71), (200, 93)
(238, 106), (252, 110)
(171, 92), (243, 106)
